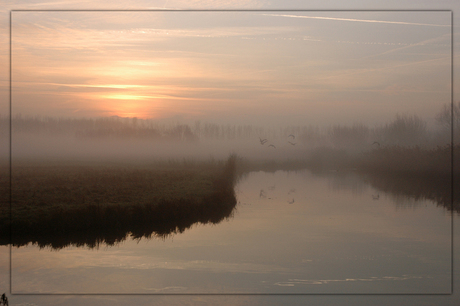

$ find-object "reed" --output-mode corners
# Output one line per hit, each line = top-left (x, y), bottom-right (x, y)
(0, 155), (238, 249)
(357, 144), (457, 176)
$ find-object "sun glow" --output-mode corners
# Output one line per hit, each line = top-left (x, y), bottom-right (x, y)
(105, 100), (155, 119)
(102, 93), (152, 100)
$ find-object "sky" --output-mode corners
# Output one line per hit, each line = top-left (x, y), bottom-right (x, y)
(1, 2), (460, 306)
(0, 1), (453, 128)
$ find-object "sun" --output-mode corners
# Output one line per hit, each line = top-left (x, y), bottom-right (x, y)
(99, 96), (152, 119)
(79, 84), (176, 119)
(101, 93), (151, 101)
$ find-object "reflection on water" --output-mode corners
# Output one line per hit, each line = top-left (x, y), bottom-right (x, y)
(1, 157), (238, 249)
(5, 193), (237, 249)
(8, 169), (452, 294)
(362, 171), (456, 213)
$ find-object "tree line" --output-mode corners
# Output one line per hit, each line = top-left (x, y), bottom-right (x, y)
(1, 102), (458, 148)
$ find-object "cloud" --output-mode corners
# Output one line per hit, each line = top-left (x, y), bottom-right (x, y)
(6, 6), (452, 127)
(358, 33), (451, 60)
(316, 56), (450, 87)
(262, 13), (451, 27)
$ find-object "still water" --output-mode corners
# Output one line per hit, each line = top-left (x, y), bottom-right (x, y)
(7, 169), (452, 296)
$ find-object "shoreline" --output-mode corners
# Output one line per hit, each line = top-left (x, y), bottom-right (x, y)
(0, 155), (237, 249)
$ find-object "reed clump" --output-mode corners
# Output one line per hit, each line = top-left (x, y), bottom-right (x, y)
(355, 144), (459, 213)
(357, 144), (457, 176)
(0, 155), (238, 249)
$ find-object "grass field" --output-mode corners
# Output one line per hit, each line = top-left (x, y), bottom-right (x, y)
(0, 155), (237, 248)
(1, 143), (458, 248)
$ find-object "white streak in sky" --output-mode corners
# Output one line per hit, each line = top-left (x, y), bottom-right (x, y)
(262, 14), (450, 27)
(320, 55), (451, 81)
(359, 33), (451, 60)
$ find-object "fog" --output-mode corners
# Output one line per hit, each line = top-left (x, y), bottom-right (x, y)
(8, 122), (308, 163)
(11, 133), (265, 162)
(2, 108), (455, 165)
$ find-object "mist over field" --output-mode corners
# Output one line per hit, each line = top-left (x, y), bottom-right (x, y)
(1, 102), (457, 167)
(2, 6), (460, 305)
(4, 116), (300, 162)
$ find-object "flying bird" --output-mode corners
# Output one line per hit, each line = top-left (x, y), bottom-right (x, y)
(259, 189), (266, 199)
(259, 137), (268, 145)
(288, 141), (296, 146)
(372, 141), (380, 147)
(288, 134), (295, 139)
(268, 144), (276, 149)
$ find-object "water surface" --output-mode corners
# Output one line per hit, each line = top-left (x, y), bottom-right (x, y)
(8, 169), (452, 294)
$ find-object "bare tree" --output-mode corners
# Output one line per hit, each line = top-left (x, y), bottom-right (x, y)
(435, 101), (460, 144)
(377, 114), (428, 146)
(436, 101), (460, 130)
(328, 124), (370, 151)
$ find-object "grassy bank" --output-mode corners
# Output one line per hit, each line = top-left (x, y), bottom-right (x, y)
(356, 144), (459, 213)
(236, 144), (459, 213)
(303, 144), (459, 213)
(358, 144), (456, 175)
(0, 155), (237, 249)
(296, 144), (458, 175)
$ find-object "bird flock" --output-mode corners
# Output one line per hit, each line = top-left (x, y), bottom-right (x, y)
(259, 134), (297, 149)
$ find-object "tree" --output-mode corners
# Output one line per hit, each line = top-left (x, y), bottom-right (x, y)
(379, 114), (428, 146)
(328, 124), (369, 152)
(435, 101), (460, 143)
(436, 101), (460, 130)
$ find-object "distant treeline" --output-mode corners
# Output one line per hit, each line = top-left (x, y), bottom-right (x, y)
(1, 102), (458, 149)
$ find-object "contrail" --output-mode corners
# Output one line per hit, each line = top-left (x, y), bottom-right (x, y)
(320, 55), (451, 81)
(262, 13), (450, 27)
(359, 33), (451, 60)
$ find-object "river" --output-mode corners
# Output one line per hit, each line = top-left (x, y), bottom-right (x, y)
(0, 169), (458, 305)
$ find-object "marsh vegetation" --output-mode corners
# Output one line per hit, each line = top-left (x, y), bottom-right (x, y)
(0, 156), (237, 249)
(0, 102), (458, 248)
